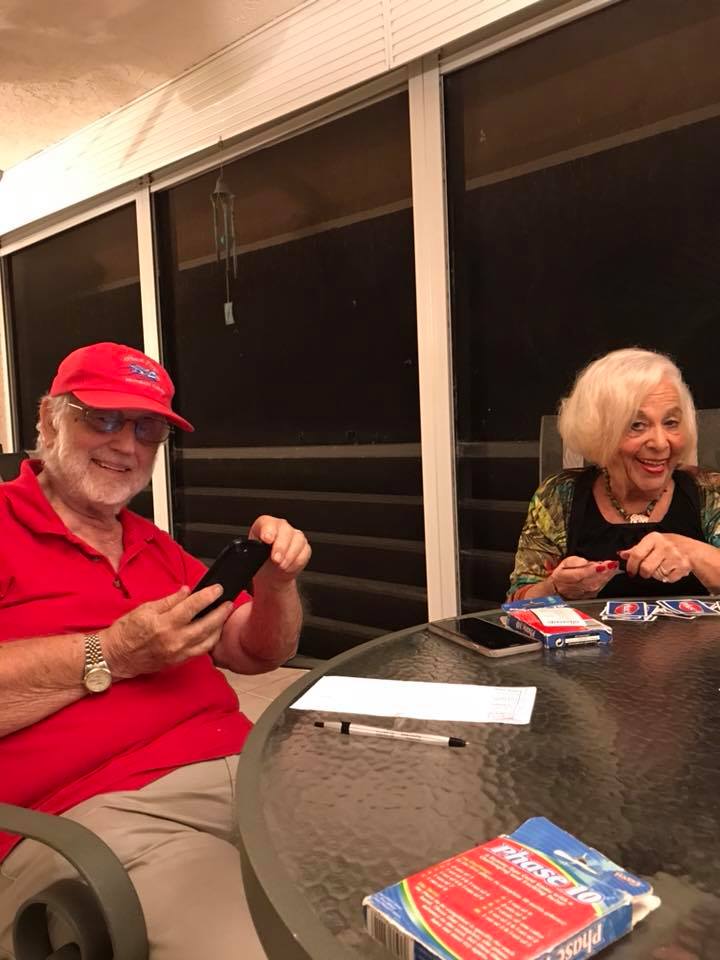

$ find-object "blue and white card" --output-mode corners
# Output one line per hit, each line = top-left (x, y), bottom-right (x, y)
(601, 601), (654, 622)
(658, 598), (715, 617)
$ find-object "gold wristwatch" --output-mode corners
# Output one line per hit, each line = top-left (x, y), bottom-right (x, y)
(83, 633), (112, 693)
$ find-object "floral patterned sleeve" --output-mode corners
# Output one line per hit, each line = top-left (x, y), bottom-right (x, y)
(507, 472), (578, 598)
(695, 470), (720, 547)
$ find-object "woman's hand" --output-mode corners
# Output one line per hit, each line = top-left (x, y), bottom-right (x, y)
(550, 556), (621, 599)
(619, 532), (692, 583)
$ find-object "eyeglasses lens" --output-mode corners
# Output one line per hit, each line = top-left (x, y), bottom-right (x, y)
(136, 418), (171, 443)
(86, 411), (123, 434)
(84, 410), (170, 444)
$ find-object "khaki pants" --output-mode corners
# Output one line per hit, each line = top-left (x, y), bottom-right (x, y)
(0, 756), (267, 960)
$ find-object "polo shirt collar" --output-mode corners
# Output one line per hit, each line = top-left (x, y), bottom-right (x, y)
(5, 460), (155, 551)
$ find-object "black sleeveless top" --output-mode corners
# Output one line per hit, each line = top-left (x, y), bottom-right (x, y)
(566, 467), (708, 598)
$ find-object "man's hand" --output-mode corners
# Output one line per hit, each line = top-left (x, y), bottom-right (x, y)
(103, 586), (234, 680)
(249, 515), (311, 585)
(550, 556), (620, 600)
(212, 516), (310, 674)
(619, 532), (692, 583)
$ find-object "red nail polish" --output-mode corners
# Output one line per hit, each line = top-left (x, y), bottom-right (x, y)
(608, 560), (619, 568)
(595, 564), (606, 572)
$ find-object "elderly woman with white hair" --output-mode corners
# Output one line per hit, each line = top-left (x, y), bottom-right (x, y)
(509, 348), (720, 600)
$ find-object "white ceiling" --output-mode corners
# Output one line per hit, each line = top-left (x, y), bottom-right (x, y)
(0, 0), (306, 171)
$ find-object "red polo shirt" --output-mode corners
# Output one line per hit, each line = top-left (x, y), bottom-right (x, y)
(0, 461), (252, 862)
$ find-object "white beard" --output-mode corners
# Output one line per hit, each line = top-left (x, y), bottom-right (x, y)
(43, 424), (155, 513)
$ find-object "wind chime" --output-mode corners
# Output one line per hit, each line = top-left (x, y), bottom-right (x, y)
(211, 163), (238, 326)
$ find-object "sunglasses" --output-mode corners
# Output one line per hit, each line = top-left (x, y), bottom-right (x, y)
(67, 401), (172, 445)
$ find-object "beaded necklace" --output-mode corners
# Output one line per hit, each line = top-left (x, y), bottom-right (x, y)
(602, 468), (665, 523)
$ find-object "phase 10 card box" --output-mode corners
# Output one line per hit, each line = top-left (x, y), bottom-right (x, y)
(503, 604), (612, 649)
(363, 817), (658, 960)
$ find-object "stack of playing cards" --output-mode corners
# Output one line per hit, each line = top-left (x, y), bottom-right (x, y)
(600, 599), (720, 622)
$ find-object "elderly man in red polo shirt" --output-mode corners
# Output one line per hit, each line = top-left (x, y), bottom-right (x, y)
(0, 343), (311, 960)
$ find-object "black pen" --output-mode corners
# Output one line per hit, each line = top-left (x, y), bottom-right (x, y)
(314, 719), (466, 747)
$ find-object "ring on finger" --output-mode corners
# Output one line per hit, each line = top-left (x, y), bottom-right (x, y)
(656, 563), (672, 582)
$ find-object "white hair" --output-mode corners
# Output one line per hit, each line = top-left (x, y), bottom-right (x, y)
(558, 348), (697, 467)
(29, 393), (72, 460)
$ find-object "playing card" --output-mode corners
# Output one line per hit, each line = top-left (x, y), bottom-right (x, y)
(601, 601), (649, 621)
(655, 600), (696, 619)
(643, 602), (659, 621)
(660, 598), (716, 617)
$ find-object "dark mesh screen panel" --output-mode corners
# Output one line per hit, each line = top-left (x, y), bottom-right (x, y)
(156, 94), (427, 656)
(7, 205), (143, 450)
(445, 0), (720, 609)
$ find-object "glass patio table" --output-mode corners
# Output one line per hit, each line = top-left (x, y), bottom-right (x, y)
(236, 602), (720, 960)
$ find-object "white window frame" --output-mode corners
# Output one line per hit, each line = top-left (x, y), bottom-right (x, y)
(0, 188), (172, 534)
(0, 264), (15, 454)
(135, 185), (173, 533)
(408, 54), (459, 620)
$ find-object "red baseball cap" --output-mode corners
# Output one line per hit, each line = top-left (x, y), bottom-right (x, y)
(50, 342), (194, 432)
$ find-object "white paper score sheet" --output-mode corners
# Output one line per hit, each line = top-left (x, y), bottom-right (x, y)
(290, 676), (536, 725)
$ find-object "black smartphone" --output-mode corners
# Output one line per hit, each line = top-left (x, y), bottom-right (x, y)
(428, 616), (542, 657)
(191, 538), (271, 620)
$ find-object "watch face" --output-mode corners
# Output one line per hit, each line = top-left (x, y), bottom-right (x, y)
(85, 667), (112, 693)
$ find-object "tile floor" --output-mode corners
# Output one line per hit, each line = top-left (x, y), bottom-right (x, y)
(221, 665), (309, 721)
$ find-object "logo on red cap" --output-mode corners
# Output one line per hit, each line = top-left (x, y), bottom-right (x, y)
(49, 342), (193, 432)
(128, 362), (160, 383)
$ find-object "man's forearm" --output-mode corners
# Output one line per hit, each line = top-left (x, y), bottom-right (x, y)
(0, 633), (87, 737)
(214, 581), (302, 674)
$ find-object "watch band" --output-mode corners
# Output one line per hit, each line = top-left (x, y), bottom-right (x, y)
(83, 633), (112, 693)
